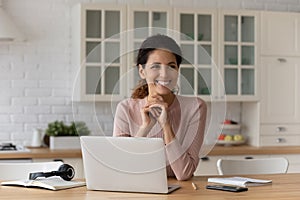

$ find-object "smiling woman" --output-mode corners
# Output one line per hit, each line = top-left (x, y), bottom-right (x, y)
(113, 34), (207, 181)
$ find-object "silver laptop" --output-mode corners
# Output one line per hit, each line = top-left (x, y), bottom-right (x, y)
(80, 136), (180, 194)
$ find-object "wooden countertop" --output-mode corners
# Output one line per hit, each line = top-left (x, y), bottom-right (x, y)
(208, 145), (300, 155)
(1, 145), (300, 160)
(0, 147), (81, 159)
(1, 174), (300, 199)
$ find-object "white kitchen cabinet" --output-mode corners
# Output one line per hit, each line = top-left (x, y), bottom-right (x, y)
(173, 9), (219, 102)
(174, 9), (259, 102)
(259, 11), (300, 147)
(72, 4), (127, 102)
(260, 57), (300, 146)
(260, 57), (300, 123)
(126, 6), (173, 96)
(261, 11), (300, 56)
(33, 158), (84, 179)
(219, 10), (259, 101)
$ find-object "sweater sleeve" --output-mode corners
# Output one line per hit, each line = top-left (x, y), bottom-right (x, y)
(113, 100), (131, 137)
(165, 98), (207, 181)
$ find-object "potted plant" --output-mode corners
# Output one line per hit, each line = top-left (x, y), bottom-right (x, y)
(45, 121), (90, 149)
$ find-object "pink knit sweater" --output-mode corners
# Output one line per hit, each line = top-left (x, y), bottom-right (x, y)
(113, 95), (207, 181)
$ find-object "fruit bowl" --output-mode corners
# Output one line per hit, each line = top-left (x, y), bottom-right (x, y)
(216, 134), (247, 146)
(216, 138), (247, 146)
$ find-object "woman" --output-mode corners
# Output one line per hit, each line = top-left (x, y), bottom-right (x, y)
(113, 34), (207, 181)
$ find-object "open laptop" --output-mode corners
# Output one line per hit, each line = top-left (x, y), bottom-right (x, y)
(80, 136), (180, 194)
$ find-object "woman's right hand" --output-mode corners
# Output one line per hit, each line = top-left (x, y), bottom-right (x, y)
(136, 106), (156, 137)
(140, 106), (156, 128)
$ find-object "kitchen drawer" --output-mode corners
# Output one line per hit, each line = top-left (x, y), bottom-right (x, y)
(260, 135), (300, 146)
(260, 124), (300, 135)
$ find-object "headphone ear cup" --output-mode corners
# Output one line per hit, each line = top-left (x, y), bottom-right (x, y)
(58, 164), (75, 181)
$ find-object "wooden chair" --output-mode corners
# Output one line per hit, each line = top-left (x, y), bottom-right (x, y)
(0, 161), (63, 180)
(217, 157), (289, 175)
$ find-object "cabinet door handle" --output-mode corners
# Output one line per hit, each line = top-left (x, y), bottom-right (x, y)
(276, 127), (286, 132)
(200, 156), (210, 161)
(276, 138), (286, 143)
(277, 58), (287, 63)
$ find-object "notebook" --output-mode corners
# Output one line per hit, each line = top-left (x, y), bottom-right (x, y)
(80, 136), (180, 194)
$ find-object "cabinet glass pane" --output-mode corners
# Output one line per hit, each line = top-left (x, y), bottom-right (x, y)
(242, 46), (254, 65)
(181, 44), (194, 64)
(224, 68), (238, 95)
(86, 67), (101, 94)
(198, 15), (211, 41)
(224, 16), (238, 42)
(86, 11), (101, 38)
(152, 12), (167, 35)
(242, 69), (254, 95)
(134, 11), (149, 39)
(198, 45), (211, 65)
(105, 67), (120, 94)
(241, 16), (254, 42)
(105, 42), (120, 63)
(197, 68), (211, 95)
(105, 11), (120, 38)
(180, 68), (194, 95)
(224, 45), (238, 65)
(180, 14), (194, 40)
(86, 42), (101, 63)
(152, 12), (167, 27)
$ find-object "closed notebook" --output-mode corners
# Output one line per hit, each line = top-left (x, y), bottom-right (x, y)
(1, 177), (85, 191)
(207, 177), (272, 187)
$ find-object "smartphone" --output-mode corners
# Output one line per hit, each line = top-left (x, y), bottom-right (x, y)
(206, 185), (248, 192)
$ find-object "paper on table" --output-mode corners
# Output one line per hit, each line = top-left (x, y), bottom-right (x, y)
(207, 176), (272, 187)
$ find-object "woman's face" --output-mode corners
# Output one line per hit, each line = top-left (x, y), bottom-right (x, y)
(139, 49), (179, 96)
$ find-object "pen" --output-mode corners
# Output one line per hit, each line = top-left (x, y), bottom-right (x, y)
(192, 182), (198, 190)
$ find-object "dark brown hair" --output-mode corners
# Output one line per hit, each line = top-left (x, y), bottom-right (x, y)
(131, 34), (182, 99)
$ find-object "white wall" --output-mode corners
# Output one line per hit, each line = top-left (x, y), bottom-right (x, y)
(0, 0), (300, 145)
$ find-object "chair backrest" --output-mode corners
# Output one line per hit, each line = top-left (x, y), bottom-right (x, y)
(217, 157), (289, 175)
(0, 161), (63, 181)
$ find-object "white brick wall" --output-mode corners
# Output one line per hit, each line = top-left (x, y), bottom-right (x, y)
(1, 0), (299, 145)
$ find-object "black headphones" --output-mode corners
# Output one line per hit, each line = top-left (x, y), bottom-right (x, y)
(29, 164), (75, 181)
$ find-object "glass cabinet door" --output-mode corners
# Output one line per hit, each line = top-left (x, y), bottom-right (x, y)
(222, 12), (257, 99)
(127, 7), (172, 94)
(176, 10), (216, 100)
(82, 7), (125, 101)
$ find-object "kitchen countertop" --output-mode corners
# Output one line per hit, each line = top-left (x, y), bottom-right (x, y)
(0, 147), (82, 159)
(208, 145), (300, 155)
(1, 145), (300, 159)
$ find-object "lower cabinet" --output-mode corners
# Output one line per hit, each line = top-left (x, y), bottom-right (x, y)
(194, 154), (300, 176)
(33, 158), (84, 179)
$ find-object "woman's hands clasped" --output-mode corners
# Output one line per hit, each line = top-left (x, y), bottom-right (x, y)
(142, 95), (169, 128)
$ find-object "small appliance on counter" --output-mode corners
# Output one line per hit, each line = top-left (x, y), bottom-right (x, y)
(0, 142), (30, 153)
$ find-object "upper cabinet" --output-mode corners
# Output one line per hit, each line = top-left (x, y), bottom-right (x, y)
(174, 9), (259, 101)
(126, 7), (173, 96)
(72, 4), (127, 101)
(220, 10), (259, 101)
(261, 11), (300, 56)
(72, 4), (260, 102)
(174, 9), (219, 102)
